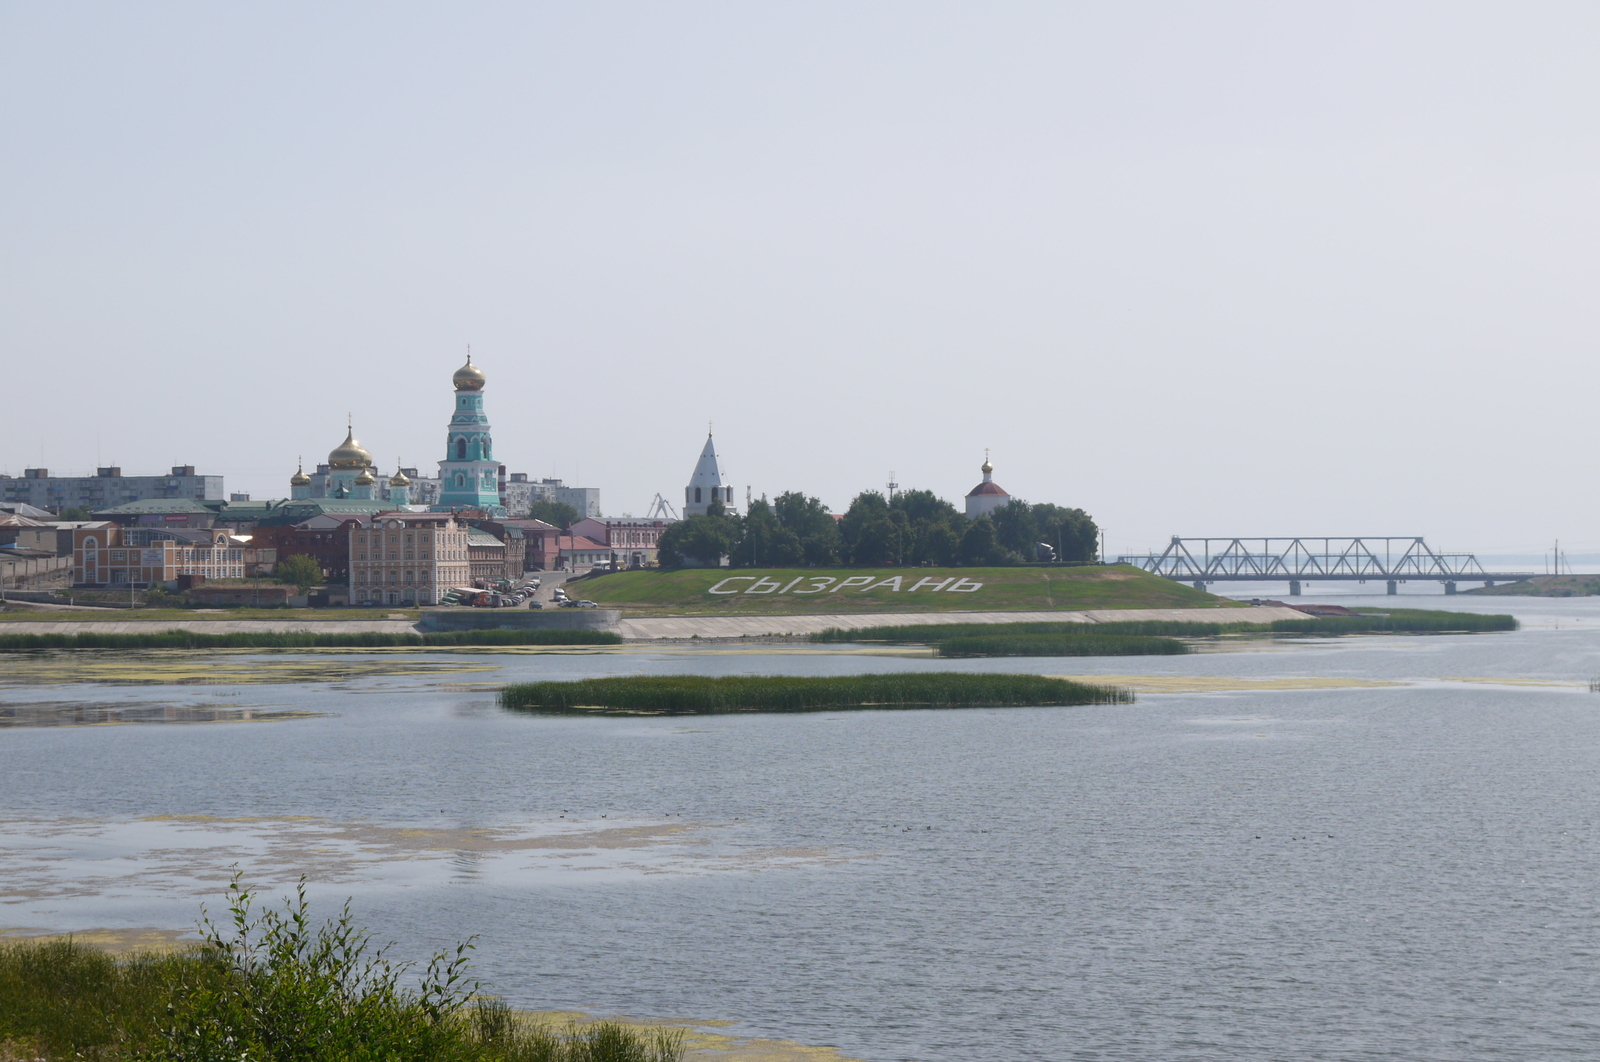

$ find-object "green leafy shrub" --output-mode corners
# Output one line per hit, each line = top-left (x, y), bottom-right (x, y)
(0, 880), (685, 1062)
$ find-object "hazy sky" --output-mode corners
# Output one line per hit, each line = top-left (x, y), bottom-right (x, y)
(4, 3), (1598, 554)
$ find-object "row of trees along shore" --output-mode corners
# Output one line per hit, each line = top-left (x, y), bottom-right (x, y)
(656, 490), (1098, 569)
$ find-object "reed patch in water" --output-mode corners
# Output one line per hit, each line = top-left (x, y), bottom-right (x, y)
(500, 672), (1132, 714)
(937, 633), (1188, 657)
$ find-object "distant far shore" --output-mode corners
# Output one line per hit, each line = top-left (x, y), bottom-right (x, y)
(1464, 575), (1600, 597)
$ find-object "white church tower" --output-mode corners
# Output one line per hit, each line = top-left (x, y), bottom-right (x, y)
(684, 432), (736, 517)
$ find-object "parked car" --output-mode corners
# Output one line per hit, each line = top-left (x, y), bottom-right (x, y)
(528, 599), (545, 609)
(575, 600), (598, 609)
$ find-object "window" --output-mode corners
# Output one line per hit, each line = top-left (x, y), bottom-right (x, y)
(456, 438), (466, 459)
(695, 487), (702, 503)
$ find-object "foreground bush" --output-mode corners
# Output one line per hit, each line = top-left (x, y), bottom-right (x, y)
(0, 880), (682, 1062)
(0, 629), (621, 651)
(937, 633), (1187, 658)
(500, 672), (1132, 714)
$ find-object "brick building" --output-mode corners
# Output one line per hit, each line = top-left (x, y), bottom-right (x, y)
(570, 518), (671, 568)
(349, 512), (472, 607)
(72, 526), (268, 588)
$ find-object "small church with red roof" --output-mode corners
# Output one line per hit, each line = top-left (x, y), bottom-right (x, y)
(964, 452), (1010, 519)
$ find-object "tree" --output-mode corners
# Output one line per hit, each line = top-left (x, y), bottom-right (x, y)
(657, 499), (740, 567)
(525, 499), (580, 529)
(1031, 502), (1098, 562)
(275, 553), (322, 593)
(959, 515), (1008, 567)
(990, 499), (1099, 562)
(889, 489), (964, 566)
(839, 491), (900, 566)
(58, 506), (92, 521)
(730, 498), (803, 567)
(771, 491), (840, 566)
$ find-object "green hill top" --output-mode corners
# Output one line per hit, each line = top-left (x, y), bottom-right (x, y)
(569, 564), (1235, 615)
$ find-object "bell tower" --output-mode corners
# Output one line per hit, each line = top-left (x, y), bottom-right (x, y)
(435, 352), (504, 512)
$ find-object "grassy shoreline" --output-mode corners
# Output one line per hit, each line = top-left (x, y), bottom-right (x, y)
(0, 629), (620, 651)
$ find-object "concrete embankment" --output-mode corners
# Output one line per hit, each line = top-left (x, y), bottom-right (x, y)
(0, 605), (1310, 640)
(614, 605), (1311, 640)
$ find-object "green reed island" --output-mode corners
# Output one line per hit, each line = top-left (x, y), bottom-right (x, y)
(499, 673), (1132, 715)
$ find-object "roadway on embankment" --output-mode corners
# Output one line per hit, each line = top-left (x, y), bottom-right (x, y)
(0, 605), (1311, 640)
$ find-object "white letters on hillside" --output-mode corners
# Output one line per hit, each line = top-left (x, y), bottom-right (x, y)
(707, 573), (983, 596)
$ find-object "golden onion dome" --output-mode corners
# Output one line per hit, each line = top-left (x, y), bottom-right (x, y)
(453, 356), (486, 391)
(328, 426), (373, 470)
(981, 458), (994, 475)
(389, 467), (411, 487)
(354, 469), (376, 486)
(289, 467), (311, 487)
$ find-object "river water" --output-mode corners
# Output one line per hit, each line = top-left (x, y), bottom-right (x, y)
(3, 594), (1600, 1061)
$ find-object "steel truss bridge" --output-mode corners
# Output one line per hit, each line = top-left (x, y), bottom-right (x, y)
(1116, 537), (1535, 595)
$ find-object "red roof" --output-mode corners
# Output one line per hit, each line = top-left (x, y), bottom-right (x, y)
(966, 481), (1010, 497)
(558, 535), (607, 550)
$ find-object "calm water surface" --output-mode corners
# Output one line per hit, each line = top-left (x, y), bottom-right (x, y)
(4, 594), (1600, 1061)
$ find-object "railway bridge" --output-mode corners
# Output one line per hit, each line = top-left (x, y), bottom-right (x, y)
(1116, 537), (1535, 595)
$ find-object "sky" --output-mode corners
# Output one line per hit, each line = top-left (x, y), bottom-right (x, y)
(3, 3), (1598, 556)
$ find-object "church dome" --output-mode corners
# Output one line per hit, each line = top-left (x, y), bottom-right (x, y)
(328, 427), (372, 470)
(354, 468), (376, 486)
(289, 467), (311, 487)
(389, 467), (411, 487)
(453, 357), (486, 392)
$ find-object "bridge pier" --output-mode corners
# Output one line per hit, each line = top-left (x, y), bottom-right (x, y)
(1485, 580), (1495, 588)
(1444, 581), (1457, 595)
(1289, 579), (1301, 596)
(1193, 580), (1205, 592)
(1386, 580), (1398, 595)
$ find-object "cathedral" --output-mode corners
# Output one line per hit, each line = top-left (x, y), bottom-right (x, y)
(286, 355), (505, 515)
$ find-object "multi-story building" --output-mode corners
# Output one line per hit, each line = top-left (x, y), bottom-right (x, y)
(466, 528), (509, 585)
(348, 512), (471, 607)
(3, 466), (223, 513)
(569, 518), (670, 568)
(72, 525), (261, 587)
(248, 514), (372, 582)
(503, 474), (601, 518)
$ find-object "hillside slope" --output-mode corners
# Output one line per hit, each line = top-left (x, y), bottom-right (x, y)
(570, 564), (1237, 615)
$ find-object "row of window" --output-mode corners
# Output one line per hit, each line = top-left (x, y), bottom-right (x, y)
(353, 568), (464, 585)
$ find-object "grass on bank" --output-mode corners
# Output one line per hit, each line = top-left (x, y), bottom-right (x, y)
(500, 673), (1132, 715)
(0, 629), (621, 651)
(814, 609), (1517, 650)
(0, 880), (681, 1062)
(937, 633), (1188, 657)
(571, 564), (1235, 615)
(813, 619), (1257, 642)
(0, 607), (425, 623)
